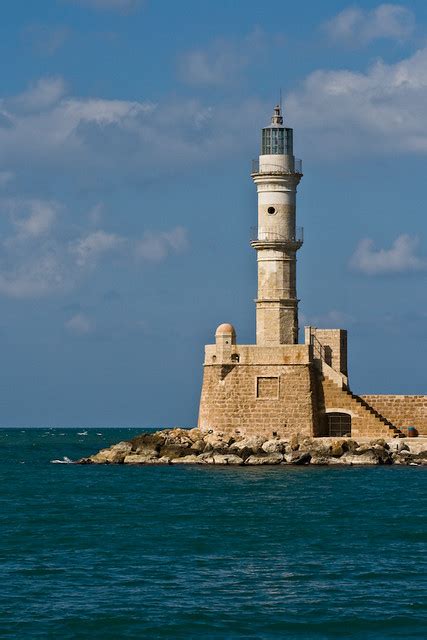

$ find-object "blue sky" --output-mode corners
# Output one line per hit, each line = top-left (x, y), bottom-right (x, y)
(0, 0), (426, 426)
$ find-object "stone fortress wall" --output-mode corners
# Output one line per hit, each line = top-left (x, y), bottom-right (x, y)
(199, 330), (320, 438)
(360, 396), (427, 436)
(198, 323), (427, 440)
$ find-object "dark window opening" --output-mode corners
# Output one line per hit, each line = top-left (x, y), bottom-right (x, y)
(327, 412), (351, 437)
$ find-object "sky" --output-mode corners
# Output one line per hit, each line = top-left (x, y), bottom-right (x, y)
(0, 0), (426, 427)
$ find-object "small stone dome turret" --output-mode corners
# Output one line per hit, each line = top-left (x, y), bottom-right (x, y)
(215, 323), (236, 346)
(215, 323), (235, 336)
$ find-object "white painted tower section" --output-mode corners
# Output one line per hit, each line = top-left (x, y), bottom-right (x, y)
(251, 105), (303, 345)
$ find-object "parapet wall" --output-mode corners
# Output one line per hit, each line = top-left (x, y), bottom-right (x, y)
(204, 343), (311, 366)
(361, 395), (427, 435)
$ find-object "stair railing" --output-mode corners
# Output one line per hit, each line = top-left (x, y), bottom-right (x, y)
(310, 334), (325, 361)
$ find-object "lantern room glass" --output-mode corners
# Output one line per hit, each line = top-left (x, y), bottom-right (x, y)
(261, 127), (293, 155)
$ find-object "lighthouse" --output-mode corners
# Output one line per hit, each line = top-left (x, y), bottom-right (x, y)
(197, 104), (413, 441)
(251, 104), (303, 345)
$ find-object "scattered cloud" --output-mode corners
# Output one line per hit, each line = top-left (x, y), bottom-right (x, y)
(65, 312), (94, 334)
(0, 76), (267, 190)
(324, 4), (415, 46)
(286, 45), (427, 156)
(178, 31), (266, 86)
(8, 76), (67, 113)
(23, 24), (70, 56)
(0, 196), (189, 298)
(2, 198), (59, 238)
(135, 227), (188, 262)
(64, 0), (143, 12)
(0, 251), (69, 298)
(349, 234), (427, 275)
(71, 230), (124, 267)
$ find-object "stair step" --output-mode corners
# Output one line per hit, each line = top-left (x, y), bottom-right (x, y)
(321, 374), (401, 435)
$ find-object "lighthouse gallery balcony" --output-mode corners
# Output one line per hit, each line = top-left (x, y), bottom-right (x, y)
(251, 158), (303, 175)
(250, 226), (304, 245)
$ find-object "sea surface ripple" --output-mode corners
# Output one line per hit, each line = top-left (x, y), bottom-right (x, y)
(0, 428), (426, 639)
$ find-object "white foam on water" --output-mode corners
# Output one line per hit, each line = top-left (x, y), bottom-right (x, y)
(78, 431), (88, 436)
(50, 456), (74, 464)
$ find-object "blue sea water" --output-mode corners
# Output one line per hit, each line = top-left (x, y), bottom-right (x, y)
(0, 428), (426, 639)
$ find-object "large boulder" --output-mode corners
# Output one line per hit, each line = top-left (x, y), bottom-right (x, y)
(289, 434), (300, 451)
(388, 440), (410, 453)
(129, 432), (166, 453)
(212, 454), (244, 465)
(203, 432), (234, 450)
(283, 451), (311, 465)
(229, 436), (266, 459)
(170, 454), (200, 464)
(89, 441), (132, 463)
(159, 443), (191, 459)
(341, 450), (379, 465)
(245, 453), (283, 465)
(197, 452), (215, 464)
(328, 440), (346, 457)
(187, 428), (204, 442)
(261, 439), (288, 454)
(123, 453), (159, 464)
(310, 455), (330, 465)
(163, 428), (196, 449)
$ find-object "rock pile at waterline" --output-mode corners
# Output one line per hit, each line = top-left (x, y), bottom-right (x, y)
(78, 429), (427, 466)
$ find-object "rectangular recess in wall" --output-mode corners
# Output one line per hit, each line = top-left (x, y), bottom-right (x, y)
(256, 376), (279, 399)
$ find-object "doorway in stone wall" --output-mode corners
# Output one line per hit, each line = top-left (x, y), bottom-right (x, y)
(327, 412), (351, 437)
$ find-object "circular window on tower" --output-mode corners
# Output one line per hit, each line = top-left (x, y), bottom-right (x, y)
(268, 206), (276, 215)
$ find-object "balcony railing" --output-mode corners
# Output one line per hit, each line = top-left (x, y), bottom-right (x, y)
(250, 227), (304, 244)
(252, 158), (303, 175)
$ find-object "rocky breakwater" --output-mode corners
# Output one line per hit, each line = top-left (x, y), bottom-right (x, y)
(77, 429), (427, 466)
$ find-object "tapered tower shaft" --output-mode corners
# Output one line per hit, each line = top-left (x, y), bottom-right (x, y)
(251, 105), (303, 345)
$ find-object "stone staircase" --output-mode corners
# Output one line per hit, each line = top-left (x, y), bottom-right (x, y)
(321, 375), (403, 438)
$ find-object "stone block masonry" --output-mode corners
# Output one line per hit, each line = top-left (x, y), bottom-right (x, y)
(198, 360), (319, 439)
(361, 396), (427, 435)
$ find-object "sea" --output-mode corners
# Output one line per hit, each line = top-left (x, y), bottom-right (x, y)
(0, 428), (426, 639)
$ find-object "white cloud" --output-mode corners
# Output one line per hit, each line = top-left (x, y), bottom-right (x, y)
(135, 227), (188, 262)
(65, 313), (94, 334)
(0, 193), (189, 298)
(349, 234), (427, 274)
(3, 198), (58, 238)
(324, 4), (415, 45)
(0, 251), (68, 298)
(65, 0), (142, 11)
(8, 77), (67, 113)
(0, 76), (267, 189)
(286, 45), (427, 156)
(178, 31), (266, 86)
(71, 230), (124, 267)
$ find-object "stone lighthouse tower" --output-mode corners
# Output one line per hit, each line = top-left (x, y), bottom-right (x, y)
(198, 104), (413, 441)
(251, 105), (303, 345)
